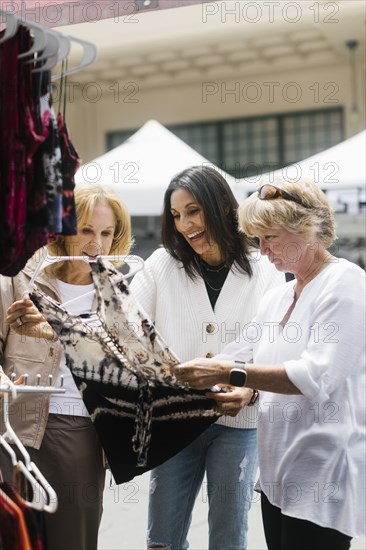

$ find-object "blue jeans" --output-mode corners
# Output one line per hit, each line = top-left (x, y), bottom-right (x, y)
(147, 424), (257, 550)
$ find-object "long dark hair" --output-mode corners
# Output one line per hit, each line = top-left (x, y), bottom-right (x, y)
(161, 165), (253, 279)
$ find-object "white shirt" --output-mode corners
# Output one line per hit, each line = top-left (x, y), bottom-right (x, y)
(217, 258), (366, 537)
(49, 280), (96, 417)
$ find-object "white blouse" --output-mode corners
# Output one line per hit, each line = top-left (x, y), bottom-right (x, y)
(217, 258), (366, 537)
(48, 280), (95, 417)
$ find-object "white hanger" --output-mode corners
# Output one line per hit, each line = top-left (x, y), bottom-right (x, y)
(18, 23), (48, 59)
(31, 33), (96, 77)
(31, 29), (71, 72)
(0, 11), (18, 45)
(27, 253), (145, 298)
(0, 429), (24, 485)
(21, 22), (68, 71)
(28, 460), (58, 513)
(1, 390), (49, 510)
(54, 255), (144, 308)
(0, 434), (18, 467)
(0, 379), (65, 511)
(0, 10), (52, 61)
(29, 31), (62, 69)
(1, 389), (35, 470)
(0, 434), (48, 510)
(51, 36), (97, 81)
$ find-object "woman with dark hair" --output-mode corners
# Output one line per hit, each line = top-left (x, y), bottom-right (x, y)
(161, 165), (253, 280)
(131, 165), (284, 550)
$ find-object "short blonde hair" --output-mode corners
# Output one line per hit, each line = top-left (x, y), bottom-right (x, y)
(46, 184), (132, 276)
(238, 177), (337, 248)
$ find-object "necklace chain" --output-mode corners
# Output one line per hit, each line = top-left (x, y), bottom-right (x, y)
(204, 279), (224, 292)
(202, 263), (227, 273)
(203, 266), (228, 292)
(201, 260), (229, 292)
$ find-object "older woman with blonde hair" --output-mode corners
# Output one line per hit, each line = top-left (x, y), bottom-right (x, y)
(0, 184), (132, 550)
(174, 177), (365, 550)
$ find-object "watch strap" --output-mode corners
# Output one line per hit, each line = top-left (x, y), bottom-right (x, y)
(247, 389), (259, 406)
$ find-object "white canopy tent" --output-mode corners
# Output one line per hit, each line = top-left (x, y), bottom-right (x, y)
(231, 130), (366, 215)
(75, 120), (235, 216)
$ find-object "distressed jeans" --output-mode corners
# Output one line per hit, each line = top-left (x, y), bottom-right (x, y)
(147, 424), (257, 550)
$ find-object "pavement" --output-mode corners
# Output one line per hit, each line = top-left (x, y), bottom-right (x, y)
(98, 471), (366, 550)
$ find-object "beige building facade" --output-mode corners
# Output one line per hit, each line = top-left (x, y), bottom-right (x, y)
(56, 0), (365, 165)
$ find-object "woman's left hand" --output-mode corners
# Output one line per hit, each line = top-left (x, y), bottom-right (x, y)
(208, 386), (254, 416)
(172, 357), (233, 390)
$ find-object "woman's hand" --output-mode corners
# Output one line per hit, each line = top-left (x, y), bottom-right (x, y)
(0, 375), (25, 398)
(6, 297), (56, 341)
(208, 386), (255, 416)
(172, 358), (233, 390)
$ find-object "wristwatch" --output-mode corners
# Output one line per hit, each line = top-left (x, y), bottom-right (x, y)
(229, 361), (247, 387)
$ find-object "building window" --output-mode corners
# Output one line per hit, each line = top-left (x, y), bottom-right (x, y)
(282, 109), (343, 165)
(106, 107), (344, 179)
(220, 117), (279, 178)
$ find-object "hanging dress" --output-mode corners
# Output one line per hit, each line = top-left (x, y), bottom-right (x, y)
(0, 26), (50, 276)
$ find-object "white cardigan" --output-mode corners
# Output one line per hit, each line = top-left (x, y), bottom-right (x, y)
(130, 247), (285, 429)
(217, 258), (366, 537)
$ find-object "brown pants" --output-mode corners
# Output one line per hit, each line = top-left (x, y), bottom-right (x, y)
(1, 414), (106, 550)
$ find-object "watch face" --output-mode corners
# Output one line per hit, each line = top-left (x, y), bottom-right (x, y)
(229, 368), (247, 387)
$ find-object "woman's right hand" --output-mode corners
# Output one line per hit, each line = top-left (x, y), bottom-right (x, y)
(172, 358), (232, 390)
(6, 298), (56, 341)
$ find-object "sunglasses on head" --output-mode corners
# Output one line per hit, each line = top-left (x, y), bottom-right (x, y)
(257, 184), (310, 209)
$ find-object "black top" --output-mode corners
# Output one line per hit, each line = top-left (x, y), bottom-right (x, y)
(201, 260), (230, 309)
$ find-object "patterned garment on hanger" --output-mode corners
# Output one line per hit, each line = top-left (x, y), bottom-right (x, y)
(90, 258), (183, 383)
(57, 113), (79, 236)
(40, 97), (63, 234)
(31, 259), (219, 483)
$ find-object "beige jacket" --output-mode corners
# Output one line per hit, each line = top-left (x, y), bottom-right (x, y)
(0, 251), (63, 448)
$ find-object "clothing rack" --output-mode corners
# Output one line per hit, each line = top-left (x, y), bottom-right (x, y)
(0, 385), (66, 394)
(0, 8), (98, 279)
(0, 377), (66, 517)
(0, 373), (66, 395)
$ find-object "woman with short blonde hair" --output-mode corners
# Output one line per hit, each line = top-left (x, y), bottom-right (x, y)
(175, 177), (365, 550)
(239, 176), (337, 249)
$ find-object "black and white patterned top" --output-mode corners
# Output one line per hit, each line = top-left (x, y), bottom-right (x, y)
(31, 258), (219, 483)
